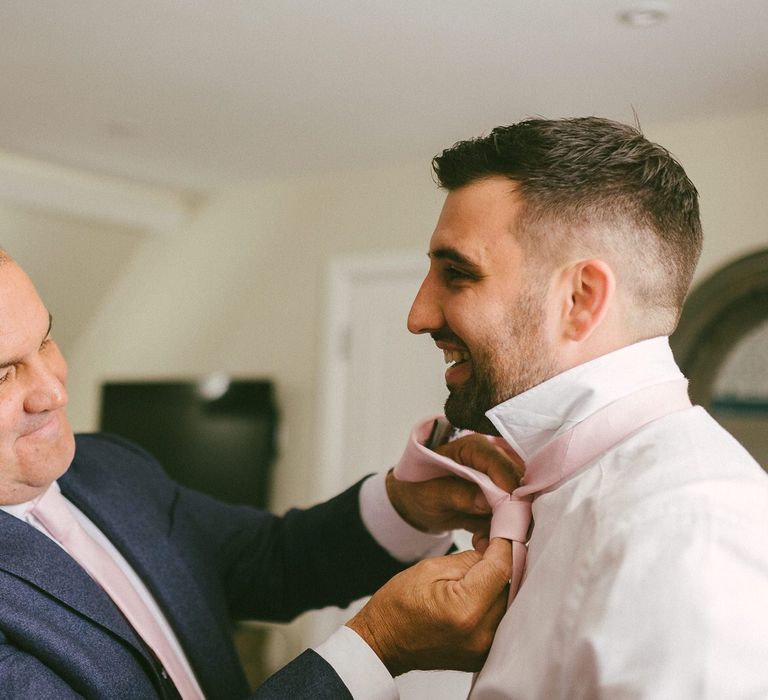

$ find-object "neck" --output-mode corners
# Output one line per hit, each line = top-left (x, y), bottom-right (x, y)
(556, 325), (635, 376)
(0, 482), (53, 506)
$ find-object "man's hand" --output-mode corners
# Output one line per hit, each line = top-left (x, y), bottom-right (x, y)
(386, 433), (523, 539)
(346, 538), (512, 676)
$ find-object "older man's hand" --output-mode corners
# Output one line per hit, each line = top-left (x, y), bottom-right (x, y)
(347, 538), (512, 676)
(385, 432), (523, 547)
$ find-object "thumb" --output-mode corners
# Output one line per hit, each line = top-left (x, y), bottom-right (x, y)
(483, 537), (513, 577)
(461, 537), (513, 595)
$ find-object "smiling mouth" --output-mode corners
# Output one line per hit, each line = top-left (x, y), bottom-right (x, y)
(443, 349), (470, 366)
(443, 348), (473, 387)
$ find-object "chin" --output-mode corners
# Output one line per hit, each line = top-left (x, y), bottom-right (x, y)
(23, 436), (76, 486)
(444, 397), (497, 434)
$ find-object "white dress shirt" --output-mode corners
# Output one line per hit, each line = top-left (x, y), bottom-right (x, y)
(470, 337), (768, 698)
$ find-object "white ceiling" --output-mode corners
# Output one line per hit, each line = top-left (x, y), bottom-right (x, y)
(1, 0), (766, 194)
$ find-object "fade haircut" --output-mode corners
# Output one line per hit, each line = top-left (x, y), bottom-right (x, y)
(432, 117), (703, 335)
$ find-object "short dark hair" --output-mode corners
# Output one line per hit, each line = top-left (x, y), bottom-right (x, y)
(432, 117), (702, 332)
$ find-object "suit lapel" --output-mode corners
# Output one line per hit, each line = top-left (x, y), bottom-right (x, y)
(61, 443), (246, 696)
(0, 508), (143, 652)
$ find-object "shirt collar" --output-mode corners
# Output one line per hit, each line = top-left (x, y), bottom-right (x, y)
(486, 336), (685, 464)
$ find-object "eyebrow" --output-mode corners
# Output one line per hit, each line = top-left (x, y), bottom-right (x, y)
(429, 247), (483, 273)
(0, 313), (53, 370)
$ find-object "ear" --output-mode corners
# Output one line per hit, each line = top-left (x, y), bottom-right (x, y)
(558, 259), (616, 342)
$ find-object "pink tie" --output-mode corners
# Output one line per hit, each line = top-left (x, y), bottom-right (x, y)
(31, 487), (202, 700)
(394, 379), (692, 603)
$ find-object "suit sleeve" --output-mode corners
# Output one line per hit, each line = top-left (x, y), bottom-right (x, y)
(87, 433), (409, 623)
(171, 475), (411, 622)
(251, 649), (352, 699)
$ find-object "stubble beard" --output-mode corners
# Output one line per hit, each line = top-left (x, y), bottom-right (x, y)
(444, 290), (557, 434)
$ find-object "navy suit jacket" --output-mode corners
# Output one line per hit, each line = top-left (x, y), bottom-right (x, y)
(0, 434), (408, 698)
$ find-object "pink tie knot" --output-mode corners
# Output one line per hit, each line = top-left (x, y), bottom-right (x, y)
(488, 496), (532, 542)
(393, 417), (526, 542)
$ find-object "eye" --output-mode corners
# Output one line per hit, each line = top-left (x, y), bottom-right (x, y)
(0, 367), (13, 385)
(40, 337), (52, 351)
(443, 266), (475, 283)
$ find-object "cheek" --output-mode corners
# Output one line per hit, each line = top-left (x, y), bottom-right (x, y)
(458, 302), (509, 346)
(443, 292), (480, 331)
(15, 423), (75, 480)
(0, 396), (21, 441)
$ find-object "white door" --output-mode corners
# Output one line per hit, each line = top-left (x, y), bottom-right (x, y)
(311, 252), (473, 699)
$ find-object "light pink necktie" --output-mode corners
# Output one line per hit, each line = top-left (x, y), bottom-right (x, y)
(31, 486), (203, 700)
(394, 379), (692, 603)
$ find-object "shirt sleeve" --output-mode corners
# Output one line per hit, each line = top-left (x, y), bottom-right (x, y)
(359, 472), (452, 562)
(313, 625), (398, 700)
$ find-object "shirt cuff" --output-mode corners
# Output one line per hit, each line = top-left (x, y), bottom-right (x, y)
(359, 472), (453, 562)
(314, 625), (398, 700)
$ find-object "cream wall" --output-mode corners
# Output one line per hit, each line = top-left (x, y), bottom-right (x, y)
(0, 203), (145, 355)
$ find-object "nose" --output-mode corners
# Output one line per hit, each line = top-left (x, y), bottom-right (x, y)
(407, 274), (444, 335)
(24, 355), (69, 415)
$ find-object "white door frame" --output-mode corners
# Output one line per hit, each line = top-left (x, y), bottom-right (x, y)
(306, 251), (425, 647)
(314, 250), (426, 500)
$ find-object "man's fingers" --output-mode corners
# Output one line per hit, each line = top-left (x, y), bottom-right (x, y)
(472, 532), (490, 553)
(437, 435), (523, 492)
(439, 478), (491, 515)
(416, 477), (491, 520)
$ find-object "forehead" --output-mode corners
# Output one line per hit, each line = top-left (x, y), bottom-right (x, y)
(0, 262), (48, 344)
(429, 177), (526, 264)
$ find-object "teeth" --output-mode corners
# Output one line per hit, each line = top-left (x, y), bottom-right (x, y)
(443, 349), (470, 365)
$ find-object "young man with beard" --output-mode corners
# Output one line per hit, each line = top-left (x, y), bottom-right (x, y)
(349, 117), (768, 698)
